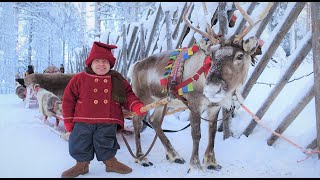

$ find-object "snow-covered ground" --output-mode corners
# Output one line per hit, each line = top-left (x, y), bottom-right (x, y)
(1, 58), (320, 178)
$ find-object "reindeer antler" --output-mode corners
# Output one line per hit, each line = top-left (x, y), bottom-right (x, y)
(233, 2), (274, 44)
(183, 2), (220, 45)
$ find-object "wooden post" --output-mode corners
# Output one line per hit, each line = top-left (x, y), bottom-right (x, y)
(311, 2), (320, 158)
(242, 2), (307, 99)
(218, 2), (233, 139)
(267, 84), (314, 146)
(122, 24), (128, 76)
(165, 11), (173, 50)
(306, 2), (311, 32)
(127, 26), (139, 61)
(139, 23), (146, 60)
(145, 4), (162, 56)
(255, 2), (279, 39)
(218, 2), (228, 37)
(174, 2), (192, 49)
(243, 31), (312, 137)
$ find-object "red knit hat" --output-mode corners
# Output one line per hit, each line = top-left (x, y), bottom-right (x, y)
(85, 41), (118, 68)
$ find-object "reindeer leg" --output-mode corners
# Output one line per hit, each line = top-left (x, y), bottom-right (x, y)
(222, 107), (233, 140)
(203, 105), (222, 171)
(132, 115), (153, 167)
(149, 107), (185, 164)
(54, 118), (59, 128)
(24, 87), (31, 108)
(187, 110), (203, 172)
(43, 115), (48, 122)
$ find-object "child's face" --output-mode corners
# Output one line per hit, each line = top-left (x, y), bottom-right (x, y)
(91, 59), (110, 75)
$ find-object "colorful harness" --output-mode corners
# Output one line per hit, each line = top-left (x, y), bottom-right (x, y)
(160, 43), (212, 96)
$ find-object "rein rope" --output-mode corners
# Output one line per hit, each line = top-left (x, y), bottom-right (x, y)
(121, 104), (168, 160)
(241, 104), (320, 163)
(171, 90), (232, 123)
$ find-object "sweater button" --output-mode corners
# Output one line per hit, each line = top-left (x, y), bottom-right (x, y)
(104, 100), (108, 104)
(94, 100), (98, 104)
(93, 88), (98, 93)
(103, 79), (108, 83)
(104, 89), (108, 93)
(94, 78), (99, 82)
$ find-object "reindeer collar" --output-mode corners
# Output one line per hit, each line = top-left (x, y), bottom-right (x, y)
(173, 55), (211, 94)
(160, 44), (200, 94)
(160, 43), (212, 96)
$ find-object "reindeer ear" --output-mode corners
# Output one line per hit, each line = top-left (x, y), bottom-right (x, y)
(54, 101), (62, 111)
(33, 84), (40, 91)
(243, 36), (259, 55)
(48, 100), (54, 109)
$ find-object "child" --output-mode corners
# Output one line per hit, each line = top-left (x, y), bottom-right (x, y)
(61, 41), (146, 178)
(59, 64), (65, 73)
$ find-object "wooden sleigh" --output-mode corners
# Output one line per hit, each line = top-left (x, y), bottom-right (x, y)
(24, 73), (75, 108)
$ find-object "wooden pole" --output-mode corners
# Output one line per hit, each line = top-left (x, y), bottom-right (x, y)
(124, 97), (189, 118)
(311, 2), (320, 158)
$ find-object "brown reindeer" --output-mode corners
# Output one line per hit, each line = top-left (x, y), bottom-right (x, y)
(128, 2), (269, 172)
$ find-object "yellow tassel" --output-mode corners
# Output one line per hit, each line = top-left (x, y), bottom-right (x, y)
(188, 48), (193, 55)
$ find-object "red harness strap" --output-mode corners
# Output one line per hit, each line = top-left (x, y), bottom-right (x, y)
(173, 56), (212, 92)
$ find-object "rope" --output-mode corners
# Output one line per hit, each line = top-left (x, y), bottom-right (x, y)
(121, 104), (168, 160)
(241, 104), (320, 162)
(52, 114), (64, 121)
(142, 119), (190, 133)
(171, 90), (232, 122)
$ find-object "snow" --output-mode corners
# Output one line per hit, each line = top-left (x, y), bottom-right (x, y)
(1, 58), (320, 177)
(1, 1), (320, 178)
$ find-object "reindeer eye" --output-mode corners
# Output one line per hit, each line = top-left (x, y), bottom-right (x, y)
(237, 54), (243, 60)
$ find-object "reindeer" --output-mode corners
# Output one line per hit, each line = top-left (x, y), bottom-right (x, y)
(128, 2), (269, 172)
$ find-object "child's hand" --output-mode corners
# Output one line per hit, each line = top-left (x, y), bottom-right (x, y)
(132, 103), (147, 116)
(64, 122), (74, 132)
(60, 132), (71, 141)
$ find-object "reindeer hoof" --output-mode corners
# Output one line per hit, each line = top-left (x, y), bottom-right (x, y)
(187, 168), (191, 173)
(166, 155), (185, 164)
(135, 158), (153, 167)
(174, 159), (185, 164)
(207, 164), (222, 171)
(142, 162), (153, 167)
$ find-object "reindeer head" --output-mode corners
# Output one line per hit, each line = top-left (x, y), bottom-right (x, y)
(183, 2), (272, 108)
(203, 37), (258, 106)
(54, 101), (63, 116)
(48, 95), (63, 116)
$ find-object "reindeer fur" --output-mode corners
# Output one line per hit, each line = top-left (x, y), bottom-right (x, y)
(15, 81), (26, 100)
(25, 73), (75, 100)
(36, 87), (63, 126)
